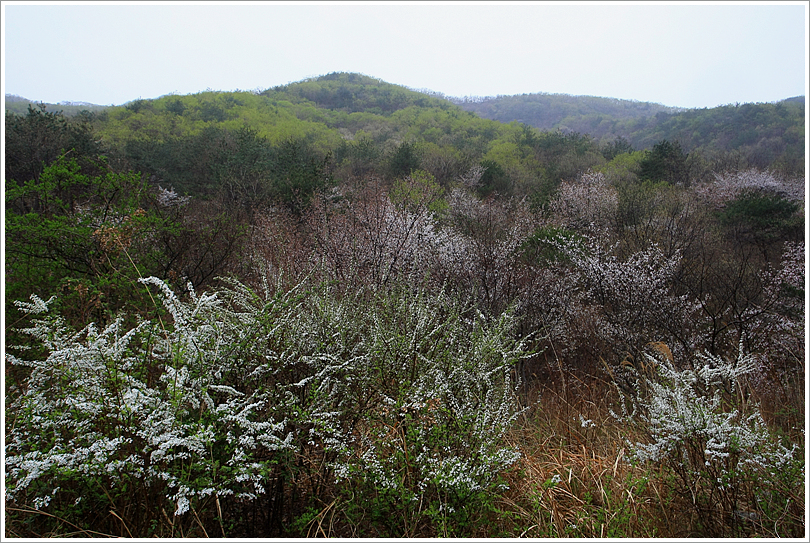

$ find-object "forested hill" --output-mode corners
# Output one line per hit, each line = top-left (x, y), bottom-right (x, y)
(452, 92), (805, 168)
(5, 73), (806, 539)
(5, 72), (805, 198)
(4, 93), (110, 116)
(5, 72), (804, 175)
(451, 93), (683, 132)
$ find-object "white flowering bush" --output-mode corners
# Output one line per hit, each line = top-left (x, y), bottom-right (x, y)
(548, 170), (618, 233)
(289, 285), (528, 536)
(553, 233), (701, 363)
(696, 168), (805, 209)
(5, 274), (528, 537)
(5, 278), (307, 535)
(613, 343), (804, 536)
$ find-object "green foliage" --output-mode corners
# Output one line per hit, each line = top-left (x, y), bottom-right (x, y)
(478, 159), (511, 197)
(596, 150), (645, 184)
(4, 94), (110, 117)
(601, 136), (635, 161)
(269, 72), (450, 115)
(120, 126), (333, 211)
(387, 140), (422, 179)
(638, 139), (689, 185)
(390, 170), (447, 216)
(268, 138), (335, 212)
(719, 191), (802, 250)
(5, 74), (804, 538)
(5, 105), (107, 184)
(5, 155), (164, 326)
(454, 92), (678, 134)
(521, 225), (585, 265)
(335, 131), (382, 178)
(457, 93), (804, 177)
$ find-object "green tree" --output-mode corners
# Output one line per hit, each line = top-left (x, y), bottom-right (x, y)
(719, 192), (802, 261)
(478, 159), (510, 196)
(5, 105), (105, 185)
(269, 138), (334, 213)
(601, 136), (634, 161)
(387, 140), (422, 179)
(638, 139), (689, 185)
(5, 155), (166, 326)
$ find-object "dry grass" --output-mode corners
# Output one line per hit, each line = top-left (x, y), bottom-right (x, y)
(496, 379), (683, 538)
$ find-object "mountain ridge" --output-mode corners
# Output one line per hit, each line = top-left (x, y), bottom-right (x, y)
(5, 72), (804, 176)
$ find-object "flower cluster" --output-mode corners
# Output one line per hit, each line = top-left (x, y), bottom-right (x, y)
(610, 342), (802, 535)
(553, 234), (700, 361)
(548, 170), (618, 232)
(6, 276), (527, 526)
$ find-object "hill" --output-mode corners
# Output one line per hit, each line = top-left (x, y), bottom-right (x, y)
(7, 74), (804, 176)
(453, 91), (804, 172)
(4, 94), (111, 116)
(451, 92), (683, 133)
(5, 72), (805, 539)
(6, 72), (805, 197)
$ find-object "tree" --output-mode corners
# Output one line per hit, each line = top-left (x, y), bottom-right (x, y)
(638, 139), (689, 185)
(601, 136), (634, 161)
(5, 104), (105, 185)
(5, 155), (163, 325)
(719, 192), (802, 262)
(477, 159), (510, 197)
(387, 140), (421, 179)
(268, 138), (334, 213)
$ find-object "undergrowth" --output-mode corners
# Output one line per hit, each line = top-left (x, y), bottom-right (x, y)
(4, 277), (805, 538)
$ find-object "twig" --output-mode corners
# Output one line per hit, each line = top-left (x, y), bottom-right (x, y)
(191, 506), (209, 538)
(5, 506), (120, 538)
(109, 509), (134, 538)
(216, 496), (226, 537)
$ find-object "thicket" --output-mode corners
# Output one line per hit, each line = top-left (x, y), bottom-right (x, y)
(4, 85), (806, 538)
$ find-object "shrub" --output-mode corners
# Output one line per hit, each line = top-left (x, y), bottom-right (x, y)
(322, 288), (528, 536)
(5, 276), (529, 537)
(612, 343), (804, 537)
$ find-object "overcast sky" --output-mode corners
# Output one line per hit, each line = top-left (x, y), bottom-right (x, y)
(2, 1), (807, 109)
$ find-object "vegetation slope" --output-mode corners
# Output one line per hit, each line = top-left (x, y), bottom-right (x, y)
(4, 71), (806, 538)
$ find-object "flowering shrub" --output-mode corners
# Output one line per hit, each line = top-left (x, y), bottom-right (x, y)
(305, 172), (446, 289)
(697, 169), (805, 209)
(743, 241), (805, 366)
(613, 343), (804, 536)
(5, 278), (305, 535)
(553, 234), (701, 362)
(5, 275), (527, 537)
(323, 289), (527, 536)
(438, 186), (538, 317)
(548, 170), (618, 233)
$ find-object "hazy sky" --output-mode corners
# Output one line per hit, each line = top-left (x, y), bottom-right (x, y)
(2, 1), (807, 109)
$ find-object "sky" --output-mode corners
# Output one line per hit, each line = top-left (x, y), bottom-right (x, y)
(2, 1), (807, 109)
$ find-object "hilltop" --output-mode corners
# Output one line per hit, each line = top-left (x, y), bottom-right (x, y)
(4, 94), (110, 116)
(6, 73), (804, 175)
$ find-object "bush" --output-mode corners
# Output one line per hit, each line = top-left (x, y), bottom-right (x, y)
(322, 287), (527, 536)
(612, 343), (804, 537)
(5, 276), (529, 537)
